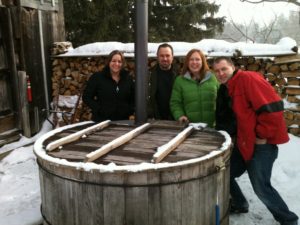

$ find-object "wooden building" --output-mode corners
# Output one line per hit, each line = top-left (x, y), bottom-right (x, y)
(0, 0), (65, 147)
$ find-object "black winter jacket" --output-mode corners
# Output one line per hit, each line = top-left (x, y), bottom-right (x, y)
(215, 84), (236, 136)
(147, 64), (178, 120)
(82, 66), (135, 122)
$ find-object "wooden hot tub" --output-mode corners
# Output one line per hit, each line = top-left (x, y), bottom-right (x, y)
(34, 120), (231, 225)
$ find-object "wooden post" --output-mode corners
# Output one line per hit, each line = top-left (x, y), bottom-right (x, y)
(85, 123), (151, 162)
(18, 71), (31, 137)
(34, 106), (40, 132)
(38, 9), (50, 115)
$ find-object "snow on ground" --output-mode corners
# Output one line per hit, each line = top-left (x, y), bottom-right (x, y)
(0, 120), (299, 225)
(0, 147), (42, 225)
(230, 134), (300, 225)
(0, 121), (53, 225)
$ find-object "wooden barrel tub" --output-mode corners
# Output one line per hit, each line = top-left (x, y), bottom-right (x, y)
(34, 120), (232, 225)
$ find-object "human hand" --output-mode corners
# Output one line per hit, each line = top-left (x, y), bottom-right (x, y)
(255, 137), (267, 144)
(178, 116), (189, 125)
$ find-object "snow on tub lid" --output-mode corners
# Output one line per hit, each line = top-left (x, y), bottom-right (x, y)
(33, 121), (232, 173)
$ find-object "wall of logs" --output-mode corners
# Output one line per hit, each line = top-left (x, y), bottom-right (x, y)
(51, 53), (300, 136)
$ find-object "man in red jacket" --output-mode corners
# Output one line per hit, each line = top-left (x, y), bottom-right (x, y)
(213, 57), (298, 225)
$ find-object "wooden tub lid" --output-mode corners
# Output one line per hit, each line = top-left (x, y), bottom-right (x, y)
(34, 120), (231, 171)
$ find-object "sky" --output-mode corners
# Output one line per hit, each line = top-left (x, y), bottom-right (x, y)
(0, 119), (299, 225)
(214, 0), (299, 24)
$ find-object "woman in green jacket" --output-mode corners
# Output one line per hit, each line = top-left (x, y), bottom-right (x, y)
(170, 49), (219, 127)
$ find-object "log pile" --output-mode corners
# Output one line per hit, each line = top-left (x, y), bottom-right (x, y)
(273, 55), (300, 136)
(51, 52), (300, 136)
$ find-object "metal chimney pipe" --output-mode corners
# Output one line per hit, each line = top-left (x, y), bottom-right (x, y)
(134, 0), (148, 125)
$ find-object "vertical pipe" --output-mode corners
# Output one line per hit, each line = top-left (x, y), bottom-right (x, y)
(134, 0), (148, 125)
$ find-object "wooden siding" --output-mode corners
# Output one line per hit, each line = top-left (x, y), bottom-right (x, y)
(0, 7), (18, 134)
(0, 3), (65, 139)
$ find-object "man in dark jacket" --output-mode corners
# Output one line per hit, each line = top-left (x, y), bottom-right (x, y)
(148, 43), (178, 120)
(213, 57), (298, 225)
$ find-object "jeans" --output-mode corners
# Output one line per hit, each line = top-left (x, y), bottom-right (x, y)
(230, 143), (298, 225)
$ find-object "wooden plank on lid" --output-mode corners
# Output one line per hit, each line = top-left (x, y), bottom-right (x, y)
(46, 120), (111, 151)
(85, 123), (151, 162)
(152, 126), (194, 163)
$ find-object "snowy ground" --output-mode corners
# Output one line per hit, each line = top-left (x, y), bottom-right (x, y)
(0, 120), (299, 225)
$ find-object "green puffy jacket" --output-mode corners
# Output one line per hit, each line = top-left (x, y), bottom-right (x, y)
(170, 71), (219, 127)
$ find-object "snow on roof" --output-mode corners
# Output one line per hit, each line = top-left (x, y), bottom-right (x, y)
(58, 37), (298, 58)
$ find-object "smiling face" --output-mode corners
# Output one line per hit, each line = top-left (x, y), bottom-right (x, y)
(109, 53), (123, 75)
(213, 59), (235, 84)
(157, 47), (173, 70)
(188, 52), (202, 76)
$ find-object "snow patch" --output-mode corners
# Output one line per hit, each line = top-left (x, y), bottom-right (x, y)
(58, 37), (298, 58)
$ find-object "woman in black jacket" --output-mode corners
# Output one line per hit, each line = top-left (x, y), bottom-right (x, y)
(82, 50), (135, 122)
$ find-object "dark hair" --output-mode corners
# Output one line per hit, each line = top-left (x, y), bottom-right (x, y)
(213, 57), (234, 66)
(182, 49), (210, 80)
(106, 50), (126, 68)
(156, 43), (174, 56)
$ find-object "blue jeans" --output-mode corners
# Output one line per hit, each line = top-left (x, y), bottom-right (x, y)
(230, 143), (298, 225)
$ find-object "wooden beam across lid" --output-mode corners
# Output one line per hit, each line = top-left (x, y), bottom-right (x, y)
(46, 120), (111, 151)
(84, 123), (151, 162)
(152, 125), (194, 164)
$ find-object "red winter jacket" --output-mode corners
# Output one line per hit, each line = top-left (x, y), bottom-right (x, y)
(227, 70), (289, 161)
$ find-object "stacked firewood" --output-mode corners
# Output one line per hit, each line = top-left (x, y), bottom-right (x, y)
(232, 56), (288, 98)
(51, 54), (300, 136)
(273, 55), (300, 136)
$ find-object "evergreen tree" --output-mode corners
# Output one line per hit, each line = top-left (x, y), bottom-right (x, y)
(63, 0), (225, 46)
(149, 0), (225, 42)
(64, 0), (134, 47)
(273, 12), (300, 44)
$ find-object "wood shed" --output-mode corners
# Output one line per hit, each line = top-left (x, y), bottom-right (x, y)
(0, 0), (65, 147)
